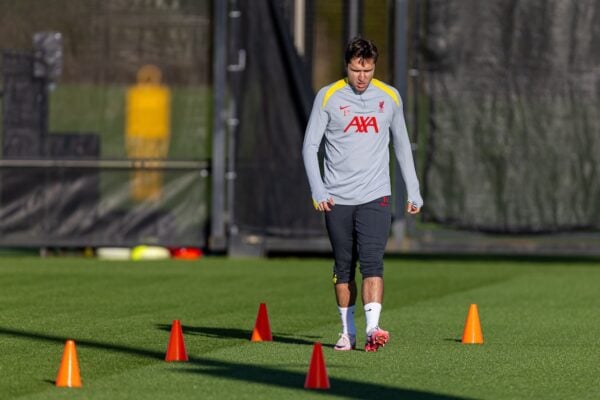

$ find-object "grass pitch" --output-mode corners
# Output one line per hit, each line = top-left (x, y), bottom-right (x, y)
(0, 255), (598, 399)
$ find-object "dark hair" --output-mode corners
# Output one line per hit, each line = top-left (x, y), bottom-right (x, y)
(344, 37), (378, 65)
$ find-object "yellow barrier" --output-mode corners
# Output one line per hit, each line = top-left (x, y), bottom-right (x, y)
(125, 65), (171, 202)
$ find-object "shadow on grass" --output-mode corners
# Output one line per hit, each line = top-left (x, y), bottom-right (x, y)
(178, 361), (468, 400)
(444, 338), (462, 343)
(0, 326), (471, 400)
(156, 324), (320, 346)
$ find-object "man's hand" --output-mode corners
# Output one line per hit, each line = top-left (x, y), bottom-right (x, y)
(406, 202), (421, 214)
(318, 197), (335, 212)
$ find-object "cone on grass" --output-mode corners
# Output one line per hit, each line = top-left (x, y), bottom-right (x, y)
(304, 342), (330, 390)
(165, 320), (189, 361)
(251, 303), (272, 342)
(55, 340), (82, 388)
(462, 304), (484, 344)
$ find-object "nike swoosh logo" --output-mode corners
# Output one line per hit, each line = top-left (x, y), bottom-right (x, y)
(365, 308), (372, 312)
(339, 105), (350, 110)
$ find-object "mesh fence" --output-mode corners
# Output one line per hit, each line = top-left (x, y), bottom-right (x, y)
(0, 0), (211, 247)
(313, 0), (392, 89)
(232, 0), (320, 237)
(231, 0), (397, 239)
(422, 0), (600, 233)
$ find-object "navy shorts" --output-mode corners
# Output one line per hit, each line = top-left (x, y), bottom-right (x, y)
(325, 196), (392, 284)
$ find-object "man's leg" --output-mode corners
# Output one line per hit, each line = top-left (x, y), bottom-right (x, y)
(334, 280), (357, 349)
(355, 197), (392, 351)
(335, 280), (358, 308)
(362, 277), (383, 336)
(362, 276), (383, 304)
(325, 204), (358, 349)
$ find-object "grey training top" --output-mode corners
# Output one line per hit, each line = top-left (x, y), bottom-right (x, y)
(302, 78), (423, 207)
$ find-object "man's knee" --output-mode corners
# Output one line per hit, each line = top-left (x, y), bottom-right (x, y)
(359, 262), (383, 279)
(333, 263), (356, 284)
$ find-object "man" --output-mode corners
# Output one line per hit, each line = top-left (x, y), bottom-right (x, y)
(302, 37), (423, 352)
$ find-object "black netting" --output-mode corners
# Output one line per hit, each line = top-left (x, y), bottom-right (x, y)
(0, 0), (210, 247)
(422, 0), (600, 232)
(233, 0), (322, 237)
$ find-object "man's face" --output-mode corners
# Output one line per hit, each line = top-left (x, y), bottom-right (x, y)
(346, 57), (375, 92)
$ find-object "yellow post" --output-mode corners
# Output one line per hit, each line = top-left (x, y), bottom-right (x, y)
(125, 65), (171, 202)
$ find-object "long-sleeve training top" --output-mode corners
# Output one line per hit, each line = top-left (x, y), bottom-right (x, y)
(302, 78), (424, 207)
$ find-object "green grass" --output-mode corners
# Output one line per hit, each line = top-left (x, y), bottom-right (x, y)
(0, 256), (598, 399)
(47, 83), (211, 160)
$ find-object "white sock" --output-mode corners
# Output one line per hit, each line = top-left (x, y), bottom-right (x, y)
(337, 306), (356, 336)
(364, 302), (382, 334)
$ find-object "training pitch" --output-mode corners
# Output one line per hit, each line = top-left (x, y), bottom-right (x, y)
(0, 255), (598, 399)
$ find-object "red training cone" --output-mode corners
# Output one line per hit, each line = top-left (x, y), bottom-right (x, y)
(304, 342), (330, 389)
(55, 340), (82, 388)
(165, 320), (189, 361)
(251, 303), (272, 342)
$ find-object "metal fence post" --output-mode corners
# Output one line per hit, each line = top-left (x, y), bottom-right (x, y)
(391, 0), (410, 245)
(211, 0), (227, 251)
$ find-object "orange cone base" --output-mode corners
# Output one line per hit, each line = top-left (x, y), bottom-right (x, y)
(166, 320), (189, 361)
(304, 342), (330, 390)
(171, 247), (203, 260)
(56, 340), (82, 388)
(251, 303), (273, 342)
(462, 304), (484, 344)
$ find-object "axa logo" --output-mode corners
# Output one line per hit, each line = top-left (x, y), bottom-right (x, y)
(344, 116), (379, 134)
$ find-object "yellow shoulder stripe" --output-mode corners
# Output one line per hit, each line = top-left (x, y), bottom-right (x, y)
(322, 79), (347, 108)
(371, 79), (400, 106)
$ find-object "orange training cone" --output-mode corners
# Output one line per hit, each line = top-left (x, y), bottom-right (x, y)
(251, 303), (272, 342)
(462, 304), (484, 344)
(304, 342), (330, 389)
(55, 340), (82, 388)
(165, 320), (189, 361)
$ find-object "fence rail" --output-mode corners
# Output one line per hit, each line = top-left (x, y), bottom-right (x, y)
(0, 159), (210, 171)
